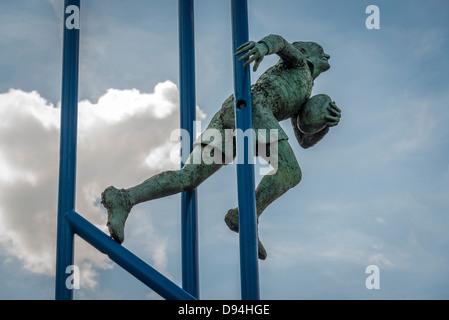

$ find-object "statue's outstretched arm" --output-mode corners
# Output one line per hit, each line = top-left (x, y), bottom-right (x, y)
(258, 34), (305, 66)
(236, 34), (305, 71)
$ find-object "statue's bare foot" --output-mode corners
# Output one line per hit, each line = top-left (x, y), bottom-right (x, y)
(101, 186), (132, 244)
(224, 209), (267, 260)
(224, 208), (239, 233)
(258, 238), (267, 260)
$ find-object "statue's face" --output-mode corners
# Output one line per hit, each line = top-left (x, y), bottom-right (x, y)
(297, 42), (331, 78)
(309, 45), (330, 76)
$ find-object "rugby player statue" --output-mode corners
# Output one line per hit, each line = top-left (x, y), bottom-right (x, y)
(101, 34), (342, 260)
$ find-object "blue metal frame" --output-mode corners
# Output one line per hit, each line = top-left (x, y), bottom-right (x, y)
(55, 0), (259, 300)
(231, 0), (260, 300)
(55, 0), (197, 300)
(179, 0), (199, 299)
(66, 210), (195, 300)
(55, 0), (80, 300)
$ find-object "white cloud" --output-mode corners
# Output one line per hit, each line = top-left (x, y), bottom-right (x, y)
(0, 81), (205, 289)
(368, 253), (394, 269)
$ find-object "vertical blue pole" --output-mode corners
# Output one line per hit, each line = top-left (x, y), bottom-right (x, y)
(179, 0), (199, 299)
(55, 0), (80, 300)
(231, 0), (260, 300)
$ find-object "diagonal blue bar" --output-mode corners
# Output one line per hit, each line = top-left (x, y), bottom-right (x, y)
(55, 0), (80, 300)
(231, 0), (260, 300)
(65, 210), (196, 300)
(179, 0), (199, 299)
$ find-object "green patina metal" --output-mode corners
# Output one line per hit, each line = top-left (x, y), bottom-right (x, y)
(101, 34), (342, 260)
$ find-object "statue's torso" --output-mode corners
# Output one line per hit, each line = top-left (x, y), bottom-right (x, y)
(252, 60), (314, 121)
(195, 60), (314, 151)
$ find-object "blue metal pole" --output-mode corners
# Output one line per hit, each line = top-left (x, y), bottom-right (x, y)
(179, 0), (199, 299)
(55, 0), (80, 300)
(66, 211), (196, 300)
(230, 0), (260, 300)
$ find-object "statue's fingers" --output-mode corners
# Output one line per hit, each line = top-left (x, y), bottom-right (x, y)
(235, 41), (255, 56)
(236, 47), (250, 57)
(325, 115), (340, 126)
(329, 102), (341, 113)
(239, 47), (258, 62)
(325, 121), (339, 127)
(245, 51), (260, 65)
(242, 51), (261, 67)
(235, 43), (249, 55)
(325, 115), (339, 121)
(253, 56), (263, 72)
(240, 50), (253, 62)
(236, 41), (254, 52)
(327, 105), (341, 116)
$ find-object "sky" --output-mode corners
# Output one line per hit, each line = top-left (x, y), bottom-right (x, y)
(0, 0), (448, 300)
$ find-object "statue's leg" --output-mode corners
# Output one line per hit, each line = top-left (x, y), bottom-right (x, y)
(224, 140), (302, 259)
(102, 145), (224, 243)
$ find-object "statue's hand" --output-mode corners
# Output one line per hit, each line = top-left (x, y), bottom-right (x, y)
(324, 101), (342, 127)
(235, 41), (269, 72)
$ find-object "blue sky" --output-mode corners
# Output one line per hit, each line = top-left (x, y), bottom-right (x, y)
(0, 0), (448, 300)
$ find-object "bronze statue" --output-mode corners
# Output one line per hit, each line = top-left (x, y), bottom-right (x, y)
(101, 34), (342, 260)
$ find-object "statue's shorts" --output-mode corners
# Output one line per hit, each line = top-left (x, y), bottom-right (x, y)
(193, 94), (288, 164)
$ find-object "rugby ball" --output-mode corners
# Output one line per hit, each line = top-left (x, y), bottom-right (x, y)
(296, 94), (332, 134)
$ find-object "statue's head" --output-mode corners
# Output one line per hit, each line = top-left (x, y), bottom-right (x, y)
(293, 42), (330, 79)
